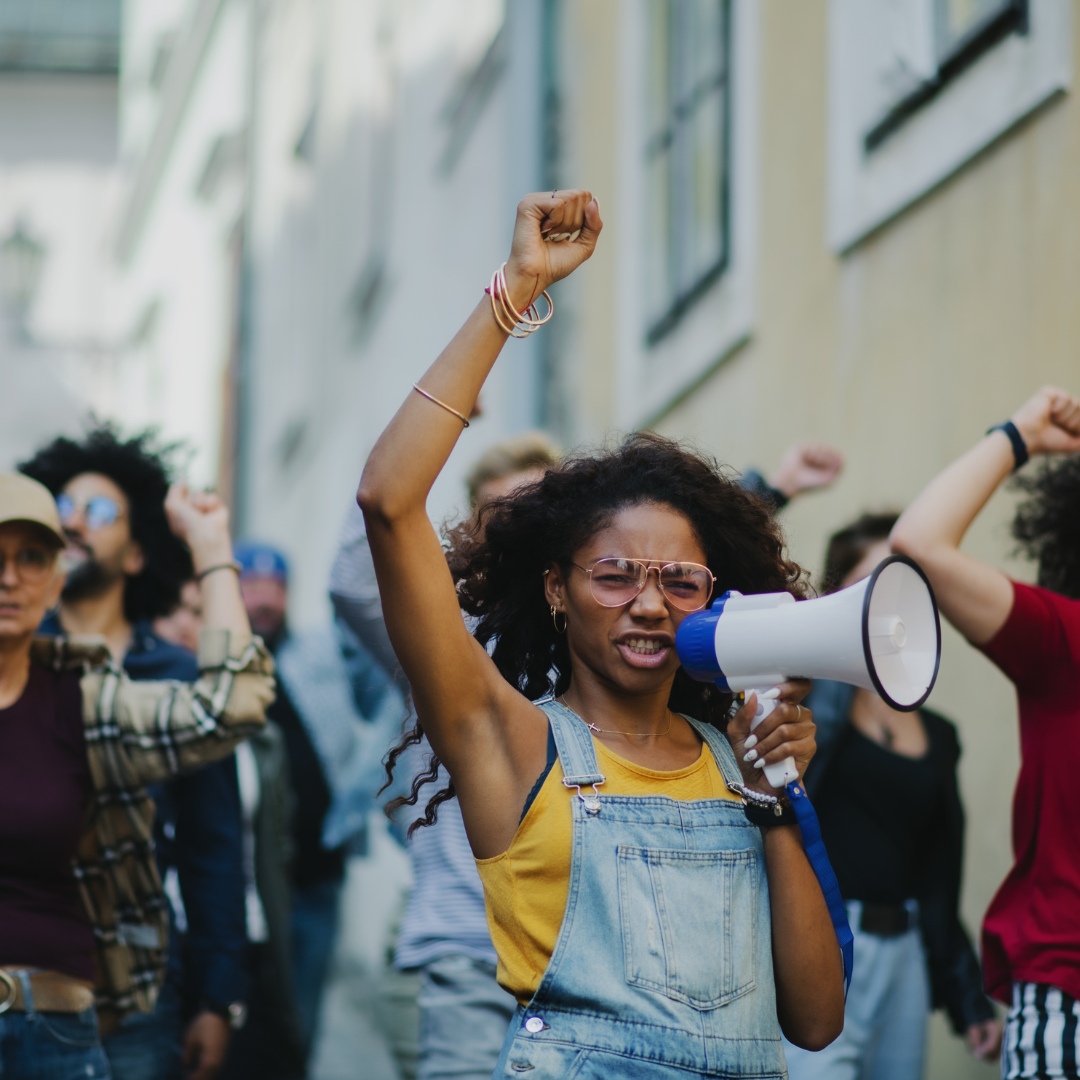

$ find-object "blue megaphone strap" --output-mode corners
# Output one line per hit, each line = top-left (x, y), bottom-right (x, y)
(786, 780), (854, 997)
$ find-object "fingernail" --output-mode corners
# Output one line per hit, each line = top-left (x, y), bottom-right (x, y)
(761, 688), (781, 700)
(569, 229), (581, 242)
(743, 735), (757, 749)
(743, 749), (758, 763)
(754, 758), (766, 769)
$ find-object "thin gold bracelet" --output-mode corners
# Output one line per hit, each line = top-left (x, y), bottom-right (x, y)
(196, 560), (242, 583)
(412, 383), (470, 428)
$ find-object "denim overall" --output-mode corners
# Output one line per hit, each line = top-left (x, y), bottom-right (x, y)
(493, 698), (787, 1079)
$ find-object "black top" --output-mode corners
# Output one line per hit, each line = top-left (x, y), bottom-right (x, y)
(804, 681), (996, 1035)
(815, 725), (943, 903)
(268, 675), (346, 890)
(0, 665), (95, 980)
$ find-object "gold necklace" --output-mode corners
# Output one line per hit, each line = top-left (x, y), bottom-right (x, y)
(557, 697), (672, 738)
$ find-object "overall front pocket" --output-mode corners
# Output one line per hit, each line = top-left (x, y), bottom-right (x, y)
(617, 846), (758, 1009)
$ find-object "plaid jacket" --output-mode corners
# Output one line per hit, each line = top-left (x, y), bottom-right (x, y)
(31, 629), (275, 1031)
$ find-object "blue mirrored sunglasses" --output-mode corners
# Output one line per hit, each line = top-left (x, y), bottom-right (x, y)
(56, 493), (122, 532)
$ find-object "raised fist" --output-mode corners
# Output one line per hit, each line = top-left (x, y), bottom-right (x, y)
(164, 482), (233, 567)
(503, 190), (603, 312)
(768, 442), (845, 499)
(1010, 386), (1080, 457)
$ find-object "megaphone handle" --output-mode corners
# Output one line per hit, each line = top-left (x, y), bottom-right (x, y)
(749, 689), (800, 788)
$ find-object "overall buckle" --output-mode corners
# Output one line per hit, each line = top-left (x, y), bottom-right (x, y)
(562, 774), (605, 813)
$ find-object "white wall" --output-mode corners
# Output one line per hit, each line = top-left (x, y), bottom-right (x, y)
(110, 0), (250, 486)
(0, 72), (123, 469)
(244, 0), (545, 628)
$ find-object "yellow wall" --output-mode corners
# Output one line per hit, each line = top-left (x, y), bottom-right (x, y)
(559, 1), (1080, 1075)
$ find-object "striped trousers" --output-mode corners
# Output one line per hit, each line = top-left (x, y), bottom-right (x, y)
(1003, 983), (1080, 1079)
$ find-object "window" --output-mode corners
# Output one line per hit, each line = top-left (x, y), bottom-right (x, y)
(644, 0), (730, 344)
(865, 0), (1028, 150)
(827, 0), (1070, 251)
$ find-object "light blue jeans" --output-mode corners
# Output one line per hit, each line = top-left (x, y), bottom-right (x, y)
(415, 954), (514, 1080)
(493, 698), (787, 1079)
(784, 900), (929, 1080)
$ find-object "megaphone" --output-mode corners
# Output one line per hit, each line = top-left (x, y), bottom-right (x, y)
(676, 554), (941, 788)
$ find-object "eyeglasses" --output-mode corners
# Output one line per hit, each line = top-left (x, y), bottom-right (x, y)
(56, 493), (123, 532)
(571, 558), (715, 612)
(0, 546), (56, 585)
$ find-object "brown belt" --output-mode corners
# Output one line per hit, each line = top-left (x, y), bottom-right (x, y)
(0, 969), (96, 1014)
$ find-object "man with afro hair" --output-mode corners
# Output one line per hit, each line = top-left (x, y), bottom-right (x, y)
(21, 426), (249, 1080)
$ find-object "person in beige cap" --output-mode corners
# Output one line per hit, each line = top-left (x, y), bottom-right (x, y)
(0, 471), (274, 1080)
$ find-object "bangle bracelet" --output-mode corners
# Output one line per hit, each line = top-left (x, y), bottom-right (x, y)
(986, 420), (1029, 471)
(486, 263), (554, 338)
(196, 561), (242, 583)
(412, 384), (470, 428)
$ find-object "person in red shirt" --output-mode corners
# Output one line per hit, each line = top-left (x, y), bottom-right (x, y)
(891, 386), (1080, 1080)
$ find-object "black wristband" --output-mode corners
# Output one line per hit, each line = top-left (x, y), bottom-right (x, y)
(743, 800), (798, 829)
(987, 420), (1029, 471)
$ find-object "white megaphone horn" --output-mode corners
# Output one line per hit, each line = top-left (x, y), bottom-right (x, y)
(676, 554), (942, 788)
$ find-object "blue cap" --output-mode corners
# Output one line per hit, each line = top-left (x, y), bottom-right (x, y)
(233, 540), (289, 582)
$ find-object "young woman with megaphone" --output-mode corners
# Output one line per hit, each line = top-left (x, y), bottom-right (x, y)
(891, 386), (1080, 1080)
(358, 190), (845, 1078)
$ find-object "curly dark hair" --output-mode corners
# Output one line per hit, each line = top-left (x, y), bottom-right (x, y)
(1011, 454), (1080, 599)
(19, 425), (193, 623)
(385, 431), (808, 834)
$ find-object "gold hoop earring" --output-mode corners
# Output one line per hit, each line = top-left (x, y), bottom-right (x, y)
(550, 605), (567, 634)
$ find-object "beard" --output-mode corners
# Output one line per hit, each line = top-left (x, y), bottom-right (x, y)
(62, 543), (125, 602)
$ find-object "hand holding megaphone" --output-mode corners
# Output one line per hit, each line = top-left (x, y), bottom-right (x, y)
(677, 554), (942, 788)
(724, 681), (817, 793)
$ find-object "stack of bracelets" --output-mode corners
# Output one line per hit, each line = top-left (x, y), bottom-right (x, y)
(411, 262), (557, 428)
(486, 261), (554, 338)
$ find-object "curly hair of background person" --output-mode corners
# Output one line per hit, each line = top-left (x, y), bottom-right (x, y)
(19, 425), (194, 623)
(1012, 454), (1080, 600)
(384, 430), (809, 834)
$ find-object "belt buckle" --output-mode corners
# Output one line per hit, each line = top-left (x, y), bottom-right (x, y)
(0, 970), (17, 1015)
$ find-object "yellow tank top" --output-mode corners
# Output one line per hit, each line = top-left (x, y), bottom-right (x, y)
(475, 735), (742, 1004)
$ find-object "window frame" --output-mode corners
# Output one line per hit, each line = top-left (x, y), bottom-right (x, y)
(864, 0), (1028, 151)
(613, 0), (758, 430)
(644, 0), (733, 346)
(827, 0), (1071, 253)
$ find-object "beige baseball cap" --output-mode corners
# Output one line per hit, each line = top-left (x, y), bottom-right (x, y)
(0, 472), (66, 547)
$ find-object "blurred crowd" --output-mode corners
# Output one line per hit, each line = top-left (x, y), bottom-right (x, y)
(1, 378), (1079, 1080)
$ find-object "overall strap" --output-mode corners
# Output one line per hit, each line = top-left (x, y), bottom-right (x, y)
(683, 715), (744, 791)
(534, 697), (606, 813)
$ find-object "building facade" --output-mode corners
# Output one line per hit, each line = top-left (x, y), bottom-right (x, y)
(0, 0), (124, 469)
(551, 2), (1076, 1075)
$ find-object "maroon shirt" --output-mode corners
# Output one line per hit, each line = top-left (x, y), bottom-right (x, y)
(979, 581), (1080, 1003)
(0, 663), (95, 981)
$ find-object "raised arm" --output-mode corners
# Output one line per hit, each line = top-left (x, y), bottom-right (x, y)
(88, 484), (275, 786)
(891, 387), (1080, 644)
(357, 191), (601, 856)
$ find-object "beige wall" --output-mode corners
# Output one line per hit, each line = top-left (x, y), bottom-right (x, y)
(558, 1), (1080, 1075)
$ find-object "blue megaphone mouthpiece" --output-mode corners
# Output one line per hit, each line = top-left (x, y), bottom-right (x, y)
(675, 592), (734, 687)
